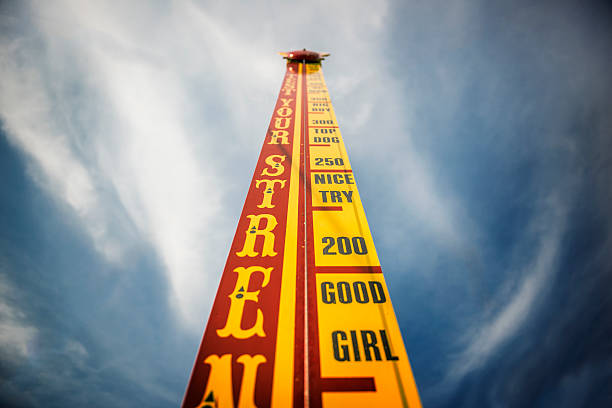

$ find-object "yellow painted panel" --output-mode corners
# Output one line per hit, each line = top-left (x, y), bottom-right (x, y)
(311, 183), (380, 267)
(271, 63), (302, 407)
(316, 274), (420, 407)
(306, 60), (421, 408)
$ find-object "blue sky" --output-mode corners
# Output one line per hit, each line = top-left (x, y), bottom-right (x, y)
(1, 0), (611, 407)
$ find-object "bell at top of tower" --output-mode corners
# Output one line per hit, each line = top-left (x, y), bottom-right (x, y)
(279, 49), (330, 62)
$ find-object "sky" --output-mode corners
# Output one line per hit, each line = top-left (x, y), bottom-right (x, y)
(0, 0), (611, 407)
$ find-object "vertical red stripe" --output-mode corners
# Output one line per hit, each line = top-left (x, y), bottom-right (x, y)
(182, 62), (300, 408)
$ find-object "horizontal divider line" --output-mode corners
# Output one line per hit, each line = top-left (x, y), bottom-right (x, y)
(314, 266), (383, 274)
(310, 144), (331, 147)
(311, 206), (343, 211)
(319, 377), (376, 393)
(310, 169), (353, 173)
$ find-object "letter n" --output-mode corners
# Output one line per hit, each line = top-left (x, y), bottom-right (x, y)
(197, 354), (266, 408)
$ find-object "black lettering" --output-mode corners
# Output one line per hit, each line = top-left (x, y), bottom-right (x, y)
(350, 330), (361, 361)
(337, 237), (352, 255)
(337, 282), (352, 303)
(332, 331), (349, 361)
(380, 330), (399, 361)
(320, 190), (329, 202)
(353, 281), (369, 303)
(341, 191), (353, 202)
(330, 191), (341, 203)
(321, 282), (335, 304)
(313, 175), (355, 185)
(322, 237), (336, 255)
(361, 330), (381, 361)
(369, 281), (386, 303)
(352, 237), (367, 255)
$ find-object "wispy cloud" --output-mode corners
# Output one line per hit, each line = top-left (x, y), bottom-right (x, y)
(0, 0), (471, 333)
(0, 1), (233, 329)
(449, 193), (569, 380)
(0, 38), (124, 262)
(0, 273), (37, 361)
(1, 0), (611, 406)
(0, 0), (430, 331)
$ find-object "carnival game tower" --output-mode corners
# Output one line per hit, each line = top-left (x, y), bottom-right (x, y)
(183, 50), (421, 408)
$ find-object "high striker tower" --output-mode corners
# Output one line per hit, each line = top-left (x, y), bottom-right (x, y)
(182, 50), (421, 408)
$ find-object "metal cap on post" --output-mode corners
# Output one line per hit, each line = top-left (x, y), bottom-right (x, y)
(279, 49), (330, 62)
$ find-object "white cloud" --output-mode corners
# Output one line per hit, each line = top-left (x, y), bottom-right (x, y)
(0, 1), (229, 329)
(0, 38), (124, 261)
(0, 274), (37, 360)
(449, 194), (568, 379)
(0, 0), (466, 330)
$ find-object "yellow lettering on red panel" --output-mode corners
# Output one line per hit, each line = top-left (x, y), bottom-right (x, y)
(236, 214), (278, 257)
(255, 179), (286, 208)
(261, 154), (286, 176)
(216, 266), (272, 339)
(183, 53), (421, 408)
(274, 117), (291, 129)
(269, 129), (290, 145)
(198, 354), (266, 408)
